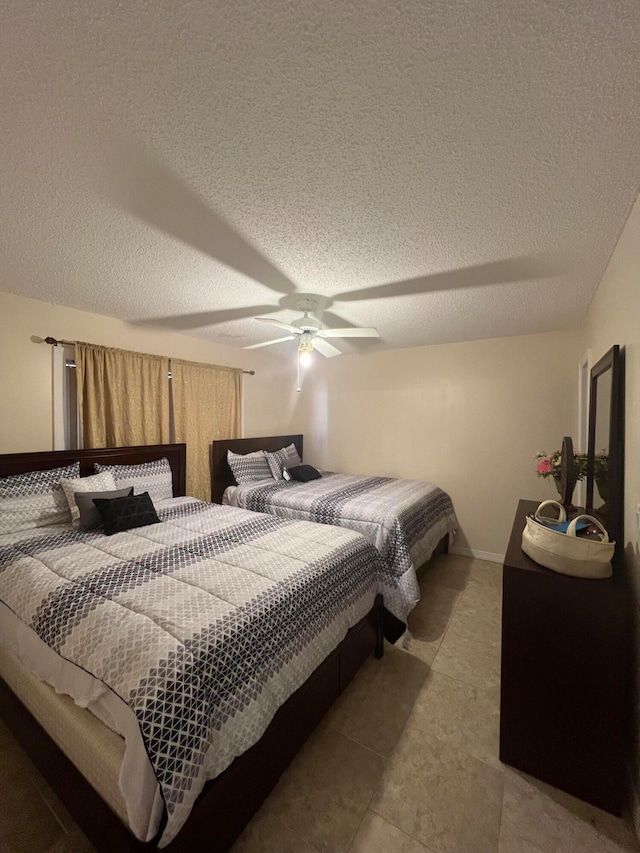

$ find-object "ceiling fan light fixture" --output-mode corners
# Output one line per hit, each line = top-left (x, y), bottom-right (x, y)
(298, 334), (313, 367)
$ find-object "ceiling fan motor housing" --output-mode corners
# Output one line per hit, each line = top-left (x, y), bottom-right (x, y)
(293, 315), (321, 333)
(293, 300), (321, 333)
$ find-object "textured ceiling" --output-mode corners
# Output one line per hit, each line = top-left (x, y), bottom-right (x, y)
(1, 0), (640, 356)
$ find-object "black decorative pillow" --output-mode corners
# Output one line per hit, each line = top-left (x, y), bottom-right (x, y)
(286, 465), (322, 483)
(93, 491), (160, 536)
(74, 487), (134, 531)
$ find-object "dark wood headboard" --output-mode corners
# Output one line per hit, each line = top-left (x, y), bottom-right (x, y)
(210, 435), (303, 505)
(0, 444), (187, 497)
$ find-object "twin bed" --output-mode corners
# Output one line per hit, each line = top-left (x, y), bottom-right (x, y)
(212, 435), (457, 631)
(0, 438), (457, 851)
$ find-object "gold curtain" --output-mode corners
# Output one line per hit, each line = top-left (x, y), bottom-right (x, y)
(75, 343), (170, 448)
(171, 359), (241, 500)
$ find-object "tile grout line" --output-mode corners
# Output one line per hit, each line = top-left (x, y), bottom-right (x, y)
(266, 727), (389, 851)
(404, 577), (467, 661)
(409, 566), (506, 782)
(367, 802), (439, 853)
(343, 793), (375, 853)
(431, 623), (502, 675)
(288, 820), (323, 853)
(367, 722), (506, 853)
(430, 560), (506, 850)
(256, 810), (324, 853)
(323, 724), (391, 762)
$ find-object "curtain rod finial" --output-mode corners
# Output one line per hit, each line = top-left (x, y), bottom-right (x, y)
(44, 336), (58, 345)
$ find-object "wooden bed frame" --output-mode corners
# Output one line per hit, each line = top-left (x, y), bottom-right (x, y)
(210, 434), (303, 505)
(0, 443), (383, 852)
(0, 443), (188, 498)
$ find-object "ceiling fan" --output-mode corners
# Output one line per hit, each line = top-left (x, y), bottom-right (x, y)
(243, 298), (379, 362)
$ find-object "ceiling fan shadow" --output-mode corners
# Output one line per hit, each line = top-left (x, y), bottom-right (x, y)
(105, 149), (297, 297)
(132, 305), (279, 331)
(333, 255), (566, 302)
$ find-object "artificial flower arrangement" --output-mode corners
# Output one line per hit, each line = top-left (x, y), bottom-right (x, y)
(535, 449), (608, 483)
(535, 450), (588, 482)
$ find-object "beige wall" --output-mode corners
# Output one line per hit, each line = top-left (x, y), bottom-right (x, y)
(0, 290), (304, 453)
(585, 194), (640, 581)
(0, 291), (586, 558)
(297, 329), (583, 557)
(583, 194), (640, 824)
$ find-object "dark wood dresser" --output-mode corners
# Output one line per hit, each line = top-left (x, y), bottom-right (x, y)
(500, 500), (629, 814)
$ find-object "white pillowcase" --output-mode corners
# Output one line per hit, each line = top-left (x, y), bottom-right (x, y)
(0, 463), (80, 535)
(265, 443), (302, 480)
(94, 457), (174, 504)
(227, 450), (272, 484)
(59, 471), (117, 528)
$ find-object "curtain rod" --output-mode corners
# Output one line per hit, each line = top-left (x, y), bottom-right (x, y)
(43, 337), (255, 375)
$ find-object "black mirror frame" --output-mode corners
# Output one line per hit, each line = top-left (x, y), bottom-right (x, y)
(586, 344), (624, 568)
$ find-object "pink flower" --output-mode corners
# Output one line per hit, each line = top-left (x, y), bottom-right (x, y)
(536, 459), (552, 474)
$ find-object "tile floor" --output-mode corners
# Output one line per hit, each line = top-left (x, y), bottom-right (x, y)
(1, 554), (639, 852)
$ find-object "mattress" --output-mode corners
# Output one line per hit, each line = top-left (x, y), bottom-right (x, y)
(0, 497), (387, 846)
(0, 641), (129, 827)
(0, 593), (165, 841)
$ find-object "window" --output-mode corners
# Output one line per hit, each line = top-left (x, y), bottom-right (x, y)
(52, 346), (79, 450)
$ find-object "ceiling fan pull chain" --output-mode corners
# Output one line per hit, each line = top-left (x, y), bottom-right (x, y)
(296, 351), (301, 393)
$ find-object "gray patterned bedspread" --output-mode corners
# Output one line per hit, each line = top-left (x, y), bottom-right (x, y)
(0, 498), (388, 846)
(225, 473), (458, 616)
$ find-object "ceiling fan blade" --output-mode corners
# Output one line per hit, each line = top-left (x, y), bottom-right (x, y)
(243, 335), (296, 350)
(333, 256), (563, 302)
(319, 327), (380, 338)
(312, 337), (342, 358)
(256, 317), (301, 334)
(135, 304), (279, 331)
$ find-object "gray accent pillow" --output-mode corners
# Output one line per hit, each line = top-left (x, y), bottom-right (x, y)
(60, 470), (118, 528)
(227, 450), (271, 484)
(94, 458), (173, 503)
(74, 487), (134, 531)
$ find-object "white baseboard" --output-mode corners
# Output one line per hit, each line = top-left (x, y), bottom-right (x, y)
(449, 545), (505, 564)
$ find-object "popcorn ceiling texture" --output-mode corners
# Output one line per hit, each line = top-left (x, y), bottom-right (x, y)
(1, 0), (639, 352)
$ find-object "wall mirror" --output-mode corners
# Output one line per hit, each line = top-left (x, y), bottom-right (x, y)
(586, 345), (624, 567)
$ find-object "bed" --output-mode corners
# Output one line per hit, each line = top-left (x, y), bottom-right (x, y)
(211, 435), (458, 622)
(0, 443), (387, 852)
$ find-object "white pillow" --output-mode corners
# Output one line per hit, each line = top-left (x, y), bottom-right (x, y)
(265, 444), (302, 480)
(227, 450), (272, 484)
(60, 471), (117, 527)
(0, 463), (80, 535)
(94, 457), (174, 504)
